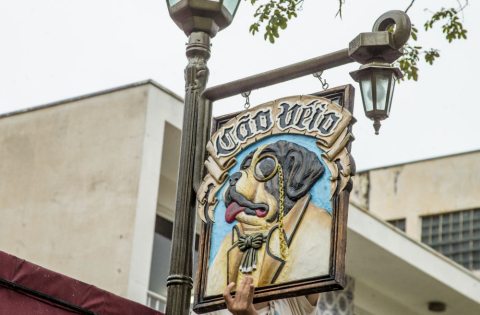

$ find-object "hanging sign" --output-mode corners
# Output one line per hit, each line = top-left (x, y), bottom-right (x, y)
(194, 86), (355, 313)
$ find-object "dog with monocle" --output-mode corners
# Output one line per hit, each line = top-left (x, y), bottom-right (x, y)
(206, 140), (332, 295)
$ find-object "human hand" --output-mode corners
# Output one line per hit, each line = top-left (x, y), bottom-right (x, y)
(223, 276), (257, 315)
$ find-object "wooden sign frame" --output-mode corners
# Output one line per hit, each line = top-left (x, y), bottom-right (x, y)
(194, 85), (355, 313)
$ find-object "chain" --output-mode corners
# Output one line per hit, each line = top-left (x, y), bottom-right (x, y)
(278, 165), (288, 260)
(313, 71), (329, 90)
(241, 91), (251, 110)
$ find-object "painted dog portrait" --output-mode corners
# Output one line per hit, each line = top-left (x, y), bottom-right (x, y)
(205, 139), (332, 296)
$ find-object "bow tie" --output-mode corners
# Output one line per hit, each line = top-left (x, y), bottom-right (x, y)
(238, 233), (264, 251)
(237, 233), (265, 273)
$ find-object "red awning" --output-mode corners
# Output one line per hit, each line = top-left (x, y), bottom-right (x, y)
(0, 251), (164, 315)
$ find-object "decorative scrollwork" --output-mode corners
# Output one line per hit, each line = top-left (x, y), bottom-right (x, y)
(185, 56), (209, 93)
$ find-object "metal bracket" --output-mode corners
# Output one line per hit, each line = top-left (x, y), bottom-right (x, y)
(348, 10), (411, 64)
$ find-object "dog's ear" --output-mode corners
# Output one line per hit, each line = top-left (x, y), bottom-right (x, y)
(275, 140), (324, 201)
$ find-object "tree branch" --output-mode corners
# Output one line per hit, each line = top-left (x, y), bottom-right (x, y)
(457, 0), (469, 12)
(405, 0), (415, 13)
(335, 0), (345, 19)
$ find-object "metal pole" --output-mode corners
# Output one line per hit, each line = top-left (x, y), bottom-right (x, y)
(203, 48), (353, 102)
(166, 31), (211, 315)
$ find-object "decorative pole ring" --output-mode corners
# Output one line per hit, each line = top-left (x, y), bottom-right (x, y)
(372, 10), (412, 49)
(166, 275), (194, 289)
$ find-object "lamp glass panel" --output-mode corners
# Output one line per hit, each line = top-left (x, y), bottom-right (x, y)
(168, 0), (182, 6)
(387, 74), (396, 115)
(223, 0), (240, 14)
(360, 75), (374, 112)
(375, 73), (390, 111)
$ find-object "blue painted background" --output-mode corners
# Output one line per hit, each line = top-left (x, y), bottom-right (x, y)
(208, 134), (332, 267)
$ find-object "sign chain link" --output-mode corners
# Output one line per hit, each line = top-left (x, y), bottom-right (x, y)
(241, 91), (251, 110)
(313, 71), (329, 90)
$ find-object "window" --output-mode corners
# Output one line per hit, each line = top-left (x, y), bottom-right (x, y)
(387, 218), (406, 232)
(421, 209), (480, 270)
(148, 215), (199, 311)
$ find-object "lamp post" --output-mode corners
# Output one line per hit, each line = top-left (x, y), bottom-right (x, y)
(165, 5), (411, 315)
(348, 10), (411, 134)
(165, 1), (240, 315)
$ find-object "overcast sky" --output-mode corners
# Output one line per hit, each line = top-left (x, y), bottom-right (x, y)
(1, 0), (479, 170)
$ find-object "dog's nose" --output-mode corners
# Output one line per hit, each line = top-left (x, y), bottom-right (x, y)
(229, 172), (242, 186)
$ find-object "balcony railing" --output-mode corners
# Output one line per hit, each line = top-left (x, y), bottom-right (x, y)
(147, 291), (167, 312)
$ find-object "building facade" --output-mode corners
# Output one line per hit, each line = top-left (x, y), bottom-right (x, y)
(351, 150), (480, 276)
(0, 81), (185, 309)
(1, 81), (479, 315)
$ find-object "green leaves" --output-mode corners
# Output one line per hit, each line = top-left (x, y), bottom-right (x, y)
(424, 49), (440, 65)
(410, 25), (418, 41)
(397, 43), (420, 82)
(246, 0), (469, 83)
(395, 43), (441, 82)
(424, 8), (468, 43)
(249, 0), (303, 43)
(394, 2), (468, 82)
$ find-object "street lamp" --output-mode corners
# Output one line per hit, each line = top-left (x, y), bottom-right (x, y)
(164, 1), (240, 315)
(166, 0), (240, 37)
(348, 10), (411, 134)
(350, 62), (403, 135)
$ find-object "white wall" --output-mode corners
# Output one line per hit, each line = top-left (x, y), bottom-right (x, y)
(126, 83), (184, 303)
(0, 84), (150, 296)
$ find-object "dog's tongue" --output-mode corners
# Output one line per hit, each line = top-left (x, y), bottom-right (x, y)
(255, 209), (267, 218)
(225, 202), (246, 223)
